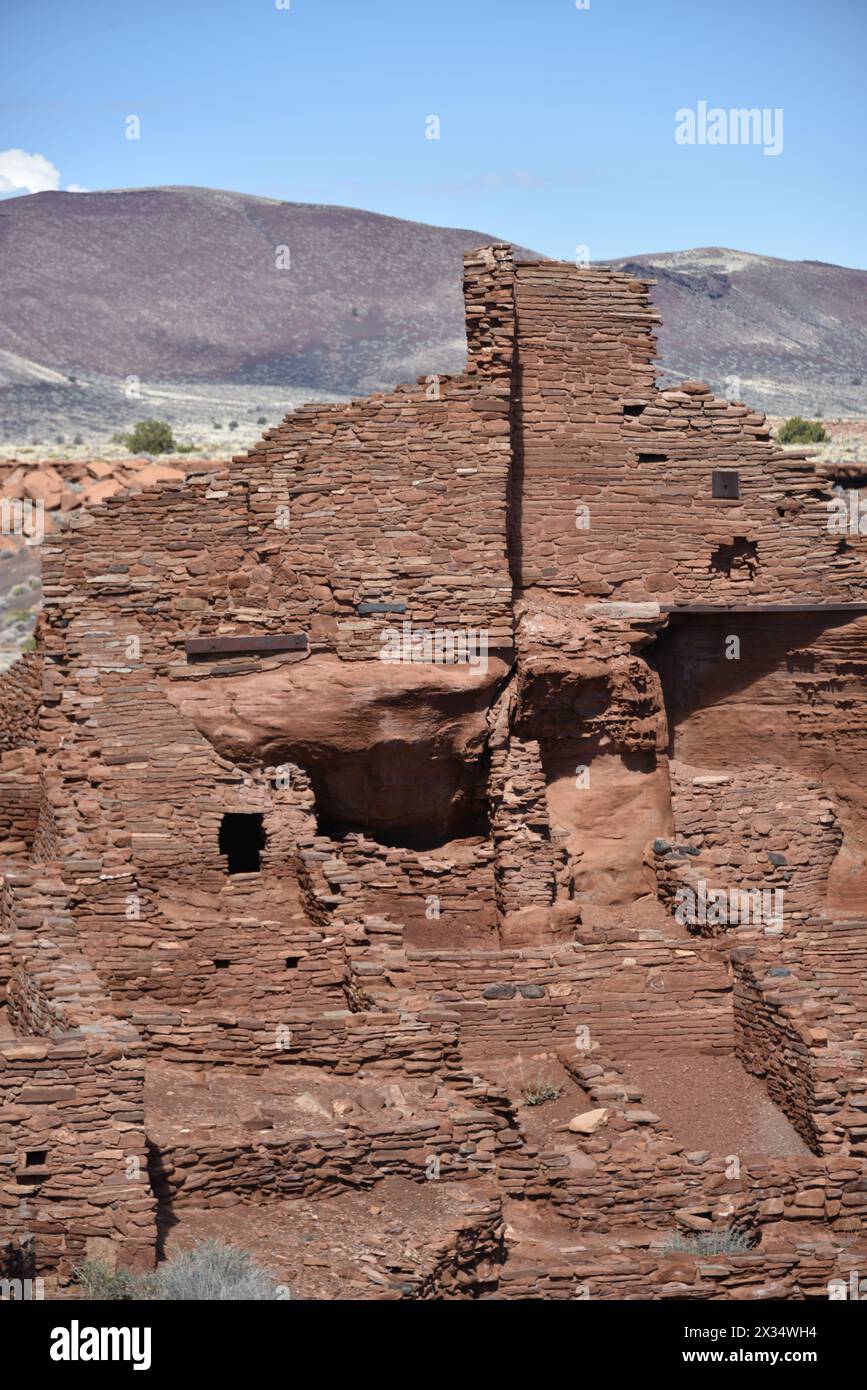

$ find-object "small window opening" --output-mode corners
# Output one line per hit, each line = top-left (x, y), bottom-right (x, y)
(213, 959), (231, 970)
(712, 469), (740, 499)
(25, 1150), (48, 1167)
(638, 452), (668, 463)
(285, 956), (300, 970)
(219, 812), (265, 873)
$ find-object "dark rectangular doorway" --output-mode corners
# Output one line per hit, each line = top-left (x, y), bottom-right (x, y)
(219, 812), (265, 873)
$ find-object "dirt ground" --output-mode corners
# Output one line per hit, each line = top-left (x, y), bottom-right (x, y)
(477, 1053), (593, 1150)
(622, 1054), (810, 1156)
(160, 1175), (490, 1300)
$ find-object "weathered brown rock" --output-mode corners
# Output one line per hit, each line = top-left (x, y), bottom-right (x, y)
(1, 246), (866, 1300)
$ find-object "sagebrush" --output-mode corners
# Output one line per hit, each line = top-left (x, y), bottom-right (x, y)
(522, 1079), (563, 1106)
(76, 1239), (288, 1301)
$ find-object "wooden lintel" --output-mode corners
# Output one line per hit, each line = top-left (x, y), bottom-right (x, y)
(185, 633), (308, 659)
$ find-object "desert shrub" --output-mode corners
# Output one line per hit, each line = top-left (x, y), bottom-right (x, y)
(522, 1079), (562, 1107)
(153, 1240), (285, 1301)
(228, 420), (238, 431)
(75, 1260), (156, 1300)
(776, 416), (829, 445)
(76, 1241), (286, 1301)
(257, 416), (267, 425)
(661, 1227), (753, 1256)
(124, 419), (175, 455)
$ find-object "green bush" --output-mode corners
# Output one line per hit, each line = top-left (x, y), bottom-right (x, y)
(661, 1227), (753, 1256)
(124, 419), (175, 455)
(776, 416), (829, 445)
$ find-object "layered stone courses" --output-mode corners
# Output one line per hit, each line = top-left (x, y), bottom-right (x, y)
(1, 247), (866, 1298)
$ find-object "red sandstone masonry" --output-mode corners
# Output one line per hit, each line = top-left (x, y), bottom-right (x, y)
(0, 872), (154, 1289)
(2, 247), (867, 1298)
(0, 651), (42, 752)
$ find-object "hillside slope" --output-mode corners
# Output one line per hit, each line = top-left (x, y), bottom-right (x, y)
(0, 189), (864, 435)
(610, 247), (867, 416)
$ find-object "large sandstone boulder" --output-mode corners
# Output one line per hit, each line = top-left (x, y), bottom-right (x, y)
(165, 654), (509, 846)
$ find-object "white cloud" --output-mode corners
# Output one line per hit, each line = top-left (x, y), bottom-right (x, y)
(66, 183), (89, 193)
(0, 148), (61, 194)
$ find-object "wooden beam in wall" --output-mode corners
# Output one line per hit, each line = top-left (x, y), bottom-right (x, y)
(185, 633), (308, 659)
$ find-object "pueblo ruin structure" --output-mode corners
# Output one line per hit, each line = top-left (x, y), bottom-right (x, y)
(2, 246), (867, 1300)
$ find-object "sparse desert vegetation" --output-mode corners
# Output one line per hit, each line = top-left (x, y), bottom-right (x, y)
(776, 416), (830, 445)
(76, 1240), (287, 1301)
(122, 419), (176, 455)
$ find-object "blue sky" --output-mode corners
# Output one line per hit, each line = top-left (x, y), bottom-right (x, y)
(1, 0), (865, 267)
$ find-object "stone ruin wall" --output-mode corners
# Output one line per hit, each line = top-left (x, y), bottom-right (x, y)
(654, 609), (867, 910)
(0, 650), (41, 751)
(0, 653), (43, 863)
(0, 873), (154, 1281)
(2, 246), (867, 1296)
(513, 259), (857, 605)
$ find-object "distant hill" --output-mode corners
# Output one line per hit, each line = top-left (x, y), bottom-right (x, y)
(608, 247), (867, 417)
(0, 188), (864, 442)
(0, 186), (537, 396)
